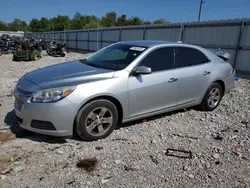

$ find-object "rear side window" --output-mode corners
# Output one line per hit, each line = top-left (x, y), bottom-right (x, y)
(175, 47), (209, 68)
(139, 47), (175, 72)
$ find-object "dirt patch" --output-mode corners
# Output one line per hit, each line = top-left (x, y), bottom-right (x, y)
(0, 130), (16, 144)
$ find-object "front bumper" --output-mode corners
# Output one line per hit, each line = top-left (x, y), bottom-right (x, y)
(14, 97), (77, 137)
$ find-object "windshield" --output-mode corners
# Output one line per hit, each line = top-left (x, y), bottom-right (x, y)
(84, 43), (147, 70)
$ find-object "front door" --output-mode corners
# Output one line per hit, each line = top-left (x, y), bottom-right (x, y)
(128, 47), (179, 117)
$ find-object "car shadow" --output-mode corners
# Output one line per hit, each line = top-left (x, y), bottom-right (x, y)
(4, 110), (67, 144)
(118, 106), (198, 129)
(4, 106), (199, 143)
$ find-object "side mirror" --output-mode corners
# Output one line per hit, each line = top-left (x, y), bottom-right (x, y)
(134, 66), (152, 75)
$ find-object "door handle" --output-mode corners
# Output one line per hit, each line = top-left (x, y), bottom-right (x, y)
(203, 71), (211, 75)
(168, 78), (178, 83)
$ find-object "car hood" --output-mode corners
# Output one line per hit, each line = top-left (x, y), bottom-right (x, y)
(24, 60), (115, 89)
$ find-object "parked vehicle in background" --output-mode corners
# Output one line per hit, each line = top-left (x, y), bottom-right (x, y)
(46, 39), (66, 57)
(14, 40), (235, 141)
(40, 39), (48, 50)
(13, 38), (42, 61)
(0, 34), (21, 53)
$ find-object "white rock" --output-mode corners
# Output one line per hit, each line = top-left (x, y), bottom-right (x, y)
(213, 153), (219, 159)
(13, 166), (25, 173)
(0, 168), (11, 175)
(188, 174), (194, 179)
(206, 162), (211, 169)
(56, 150), (63, 155)
(0, 175), (6, 180)
(115, 159), (121, 164)
(101, 163), (107, 168)
(101, 179), (109, 184)
(183, 166), (191, 171)
(231, 135), (238, 140)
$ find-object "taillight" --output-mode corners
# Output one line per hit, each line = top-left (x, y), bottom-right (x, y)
(218, 55), (229, 62)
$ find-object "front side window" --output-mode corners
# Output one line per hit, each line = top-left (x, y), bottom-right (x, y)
(84, 44), (147, 70)
(175, 47), (210, 68)
(139, 47), (175, 72)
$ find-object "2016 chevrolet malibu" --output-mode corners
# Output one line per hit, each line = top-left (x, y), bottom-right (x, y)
(14, 40), (235, 141)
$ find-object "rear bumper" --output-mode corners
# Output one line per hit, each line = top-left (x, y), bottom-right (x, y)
(224, 69), (236, 94)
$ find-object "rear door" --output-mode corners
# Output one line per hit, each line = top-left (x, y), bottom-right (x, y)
(128, 47), (179, 117)
(175, 47), (214, 105)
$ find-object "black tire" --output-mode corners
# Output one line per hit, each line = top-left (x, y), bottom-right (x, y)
(199, 82), (223, 111)
(61, 52), (66, 57)
(46, 50), (51, 56)
(75, 99), (118, 141)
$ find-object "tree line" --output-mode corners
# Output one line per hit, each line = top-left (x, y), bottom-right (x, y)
(0, 12), (170, 32)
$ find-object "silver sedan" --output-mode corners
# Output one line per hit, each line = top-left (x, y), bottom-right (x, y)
(14, 40), (235, 140)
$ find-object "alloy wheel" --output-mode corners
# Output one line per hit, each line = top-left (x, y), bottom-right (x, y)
(208, 88), (221, 108)
(85, 107), (113, 137)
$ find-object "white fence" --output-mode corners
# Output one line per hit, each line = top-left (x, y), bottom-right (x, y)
(0, 31), (25, 37)
(25, 18), (250, 78)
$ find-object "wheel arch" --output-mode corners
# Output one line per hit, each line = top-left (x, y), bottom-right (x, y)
(213, 80), (225, 96)
(74, 95), (124, 131)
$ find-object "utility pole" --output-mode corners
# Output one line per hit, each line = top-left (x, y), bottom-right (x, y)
(198, 0), (205, 22)
(97, 20), (99, 51)
(178, 10), (186, 42)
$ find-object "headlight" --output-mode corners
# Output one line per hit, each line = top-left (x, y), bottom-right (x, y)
(29, 86), (76, 103)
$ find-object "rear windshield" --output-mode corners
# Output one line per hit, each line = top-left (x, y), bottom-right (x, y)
(84, 43), (147, 70)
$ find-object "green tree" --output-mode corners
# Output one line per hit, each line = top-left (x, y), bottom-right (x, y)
(71, 12), (98, 29)
(143, 21), (151, 25)
(84, 20), (100, 29)
(127, 17), (143, 25)
(39, 17), (50, 32)
(153, 19), (170, 25)
(100, 11), (116, 27)
(29, 18), (40, 32)
(8, 18), (27, 31)
(0, 21), (8, 31)
(50, 15), (71, 31)
(71, 12), (83, 30)
(116, 14), (127, 26)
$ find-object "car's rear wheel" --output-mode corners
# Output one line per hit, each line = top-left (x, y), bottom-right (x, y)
(75, 99), (118, 141)
(200, 82), (223, 111)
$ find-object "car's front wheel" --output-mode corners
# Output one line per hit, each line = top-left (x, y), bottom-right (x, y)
(75, 99), (118, 141)
(200, 82), (223, 111)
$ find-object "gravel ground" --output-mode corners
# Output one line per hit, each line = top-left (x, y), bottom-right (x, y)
(0, 52), (250, 188)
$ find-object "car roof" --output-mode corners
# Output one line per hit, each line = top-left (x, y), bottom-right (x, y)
(119, 40), (222, 63)
(119, 40), (178, 47)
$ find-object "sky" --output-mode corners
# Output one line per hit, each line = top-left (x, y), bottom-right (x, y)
(0, 0), (250, 23)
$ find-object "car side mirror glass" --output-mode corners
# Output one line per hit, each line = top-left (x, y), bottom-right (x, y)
(134, 66), (152, 75)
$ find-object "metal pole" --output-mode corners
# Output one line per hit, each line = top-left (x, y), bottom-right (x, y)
(75, 32), (78, 50)
(97, 21), (99, 51)
(66, 31), (68, 49)
(100, 29), (103, 49)
(198, 0), (205, 22)
(64, 29), (65, 43)
(179, 10), (186, 41)
(87, 30), (90, 52)
(46, 29), (47, 42)
(119, 28), (122, 41)
(143, 27), (146, 40)
(232, 21), (245, 69)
